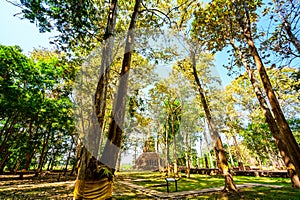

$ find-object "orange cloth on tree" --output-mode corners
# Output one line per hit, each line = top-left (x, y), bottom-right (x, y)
(73, 178), (113, 200)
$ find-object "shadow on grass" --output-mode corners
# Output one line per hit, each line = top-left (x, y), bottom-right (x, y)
(0, 185), (74, 199)
(191, 186), (300, 200)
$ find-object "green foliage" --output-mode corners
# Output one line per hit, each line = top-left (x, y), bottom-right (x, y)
(19, 0), (108, 54)
(240, 121), (276, 166)
(0, 44), (77, 172)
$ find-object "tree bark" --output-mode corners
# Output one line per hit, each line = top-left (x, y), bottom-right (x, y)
(184, 131), (191, 178)
(171, 117), (178, 177)
(64, 135), (75, 176)
(35, 129), (51, 177)
(74, 0), (118, 199)
(225, 134), (235, 168)
(100, 0), (141, 170)
(240, 2), (300, 185)
(0, 150), (10, 174)
(190, 52), (238, 192)
(0, 117), (18, 155)
(230, 38), (300, 187)
(74, 0), (142, 198)
(156, 131), (162, 171)
(231, 131), (244, 170)
(115, 149), (122, 172)
(165, 121), (170, 176)
(204, 155), (209, 168)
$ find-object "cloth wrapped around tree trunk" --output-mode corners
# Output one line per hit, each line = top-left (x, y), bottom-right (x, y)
(73, 178), (113, 199)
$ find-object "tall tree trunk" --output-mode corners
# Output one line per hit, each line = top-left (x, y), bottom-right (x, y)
(24, 150), (35, 171)
(184, 131), (190, 178)
(115, 149), (122, 172)
(165, 123), (170, 176)
(70, 139), (81, 176)
(265, 146), (277, 169)
(230, 38), (300, 187)
(74, 0), (118, 199)
(239, 2), (300, 188)
(0, 117), (18, 155)
(100, 0), (141, 170)
(204, 154), (209, 168)
(191, 52), (238, 192)
(247, 38), (300, 179)
(156, 131), (162, 171)
(74, 0), (142, 198)
(0, 150), (10, 174)
(198, 136), (202, 168)
(231, 131), (244, 170)
(225, 134), (235, 168)
(171, 118), (178, 177)
(64, 136), (75, 176)
(13, 160), (21, 175)
(35, 130), (51, 177)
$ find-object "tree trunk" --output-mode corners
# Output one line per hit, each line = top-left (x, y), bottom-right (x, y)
(171, 119), (178, 177)
(230, 38), (300, 187)
(64, 136), (75, 176)
(74, 0), (142, 198)
(0, 118), (17, 155)
(0, 150), (10, 174)
(35, 130), (51, 177)
(202, 120), (214, 168)
(100, 0), (141, 170)
(231, 131), (244, 170)
(156, 132), (162, 171)
(282, 20), (300, 54)
(191, 52), (238, 192)
(240, 3), (300, 188)
(247, 38), (300, 179)
(24, 150), (35, 171)
(74, 0), (118, 198)
(13, 161), (21, 175)
(47, 155), (53, 171)
(165, 124), (170, 176)
(198, 137), (202, 168)
(225, 134), (235, 168)
(184, 131), (190, 178)
(204, 155), (209, 168)
(115, 149), (122, 172)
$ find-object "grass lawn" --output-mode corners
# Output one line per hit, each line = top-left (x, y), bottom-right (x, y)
(114, 171), (300, 199)
(195, 187), (300, 200)
(0, 171), (298, 199)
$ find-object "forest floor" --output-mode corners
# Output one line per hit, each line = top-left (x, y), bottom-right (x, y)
(0, 172), (151, 199)
(0, 173), (75, 199)
(0, 172), (299, 199)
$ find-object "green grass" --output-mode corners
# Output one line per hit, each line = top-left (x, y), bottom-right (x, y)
(233, 175), (291, 186)
(195, 187), (300, 200)
(115, 171), (295, 195)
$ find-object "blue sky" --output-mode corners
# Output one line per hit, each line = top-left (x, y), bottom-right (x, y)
(0, 1), (55, 54)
